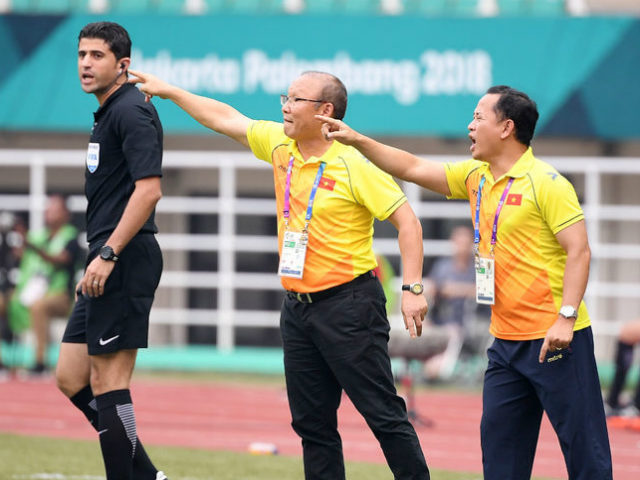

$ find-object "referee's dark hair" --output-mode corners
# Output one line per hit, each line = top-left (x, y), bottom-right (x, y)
(302, 71), (348, 121)
(78, 21), (131, 61)
(487, 85), (539, 147)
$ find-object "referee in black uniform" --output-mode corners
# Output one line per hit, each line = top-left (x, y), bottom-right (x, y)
(55, 22), (167, 480)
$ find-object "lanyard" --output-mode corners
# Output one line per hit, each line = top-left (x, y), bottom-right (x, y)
(474, 176), (514, 256)
(283, 155), (326, 231)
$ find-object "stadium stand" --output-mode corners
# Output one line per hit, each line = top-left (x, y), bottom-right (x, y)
(156, 0), (187, 13)
(110, 0), (153, 13)
(0, 0), (639, 16)
(496, 0), (565, 16)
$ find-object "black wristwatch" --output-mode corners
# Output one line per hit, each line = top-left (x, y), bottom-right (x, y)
(402, 283), (424, 295)
(99, 245), (119, 262)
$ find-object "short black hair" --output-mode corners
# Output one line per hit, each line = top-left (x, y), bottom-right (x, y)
(486, 85), (539, 146)
(302, 71), (348, 120)
(78, 21), (131, 60)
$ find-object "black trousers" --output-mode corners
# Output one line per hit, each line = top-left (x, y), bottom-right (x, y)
(280, 274), (429, 480)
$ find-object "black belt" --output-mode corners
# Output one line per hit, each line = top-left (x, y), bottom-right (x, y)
(286, 270), (376, 304)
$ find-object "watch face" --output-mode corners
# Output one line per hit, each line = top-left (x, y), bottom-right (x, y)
(410, 283), (424, 295)
(100, 246), (114, 261)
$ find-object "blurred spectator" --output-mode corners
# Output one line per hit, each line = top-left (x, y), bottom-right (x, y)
(0, 211), (25, 380)
(605, 318), (640, 418)
(423, 224), (490, 381)
(8, 195), (82, 375)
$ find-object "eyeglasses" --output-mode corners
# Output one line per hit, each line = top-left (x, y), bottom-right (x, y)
(280, 94), (325, 106)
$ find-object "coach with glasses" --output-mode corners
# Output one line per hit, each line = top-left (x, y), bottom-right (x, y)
(129, 68), (431, 480)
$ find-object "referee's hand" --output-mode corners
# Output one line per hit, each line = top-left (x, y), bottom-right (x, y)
(78, 255), (115, 298)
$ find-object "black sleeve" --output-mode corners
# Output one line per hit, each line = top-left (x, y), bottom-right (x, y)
(118, 98), (163, 182)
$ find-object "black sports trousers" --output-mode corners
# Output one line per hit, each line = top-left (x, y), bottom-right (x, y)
(280, 273), (429, 480)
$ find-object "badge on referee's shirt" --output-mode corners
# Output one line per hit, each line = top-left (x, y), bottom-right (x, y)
(86, 142), (100, 173)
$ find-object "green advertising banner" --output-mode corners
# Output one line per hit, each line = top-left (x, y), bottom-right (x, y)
(0, 14), (638, 139)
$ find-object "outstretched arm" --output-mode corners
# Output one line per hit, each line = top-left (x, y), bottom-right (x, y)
(129, 69), (252, 147)
(316, 115), (451, 196)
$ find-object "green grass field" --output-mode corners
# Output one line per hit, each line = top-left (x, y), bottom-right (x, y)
(0, 431), (561, 480)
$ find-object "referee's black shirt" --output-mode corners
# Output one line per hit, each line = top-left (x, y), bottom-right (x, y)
(84, 83), (163, 244)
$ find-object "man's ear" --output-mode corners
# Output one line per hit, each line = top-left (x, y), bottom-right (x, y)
(118, 57), (131, 74)
(320, 102), (335, 118)
(501, 118), (515, 140)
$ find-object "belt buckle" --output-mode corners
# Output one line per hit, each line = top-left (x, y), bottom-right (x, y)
(295, 292), (313, 303)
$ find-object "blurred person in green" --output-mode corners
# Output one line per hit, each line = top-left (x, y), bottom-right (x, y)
(0, 211), (25, 380)
(9, 194), (81, 374)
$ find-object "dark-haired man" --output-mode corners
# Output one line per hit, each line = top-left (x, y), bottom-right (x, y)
(55, 22), (167, 480)
(128, 69), (431, 479)
(317, 86), (613, 479)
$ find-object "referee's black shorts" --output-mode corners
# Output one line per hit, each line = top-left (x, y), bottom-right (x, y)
(62, 234), (163, 355)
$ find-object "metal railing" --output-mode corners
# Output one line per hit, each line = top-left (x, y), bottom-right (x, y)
(1, 149), (639, 351)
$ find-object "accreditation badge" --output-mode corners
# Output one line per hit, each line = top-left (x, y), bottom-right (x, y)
(475, 255), (495, 305)
(277, 230), (308, 279)
(86, 142), (100, 173)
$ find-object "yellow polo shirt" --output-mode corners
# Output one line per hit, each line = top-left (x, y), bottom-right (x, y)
(247, 120), (406, 293)
(445, 148), (590, 340)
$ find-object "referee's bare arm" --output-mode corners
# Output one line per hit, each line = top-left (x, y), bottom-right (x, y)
(128, 69), (251, 147)
(81, 177), (162, 297)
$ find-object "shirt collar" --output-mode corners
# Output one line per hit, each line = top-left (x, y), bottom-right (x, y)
(287, 138), (342, 165)
(505, 147), (535, 178)
(93, 83), (132, 121)
(480, 147), (535, 184)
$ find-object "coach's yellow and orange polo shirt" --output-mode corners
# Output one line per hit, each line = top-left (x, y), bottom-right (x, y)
(445, 147), (590, 340)
(247, 120), (406, 293)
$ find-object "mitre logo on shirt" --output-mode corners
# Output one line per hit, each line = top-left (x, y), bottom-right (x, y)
(319, 176), (336, 191)
(506, 193), (522, 206)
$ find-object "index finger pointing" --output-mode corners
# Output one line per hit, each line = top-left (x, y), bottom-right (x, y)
(315, 114), (337, 125)
(127, 69), (143, 82)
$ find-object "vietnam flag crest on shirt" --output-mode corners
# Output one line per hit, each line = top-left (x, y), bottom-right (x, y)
(319, 176), (336, 191)
(506, 193), (522, 206)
